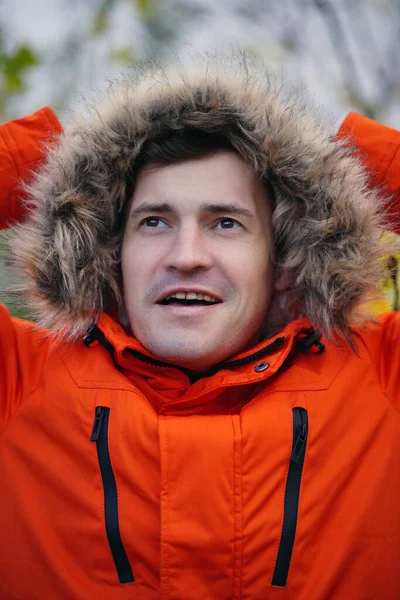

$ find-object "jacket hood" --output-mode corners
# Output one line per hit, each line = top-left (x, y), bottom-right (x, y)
(11, 53), (386, 342)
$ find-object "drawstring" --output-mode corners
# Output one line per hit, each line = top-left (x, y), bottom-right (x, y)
(296, 328), (325, 354)
(83, 324), (114, 353)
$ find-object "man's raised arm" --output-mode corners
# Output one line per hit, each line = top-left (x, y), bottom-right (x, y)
(0, 107), (61, 434)
(338, 112), (400, 234)
(0, 106), (62, 229)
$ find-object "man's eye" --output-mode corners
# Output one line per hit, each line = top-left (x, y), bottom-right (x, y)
(217, 218), (241, 229)
(141, 217), (165, 228)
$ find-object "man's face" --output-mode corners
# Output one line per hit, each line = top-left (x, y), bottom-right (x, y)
(121, 152), (274, 371)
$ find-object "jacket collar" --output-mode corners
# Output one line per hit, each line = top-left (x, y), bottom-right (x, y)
(97, 312), (310, 364)
(60, 312), (347, 413)
(92, 313), (316, 403)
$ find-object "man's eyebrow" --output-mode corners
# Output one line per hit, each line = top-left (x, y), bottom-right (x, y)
(129, 202), (254, 218)
(200, 203), (254, 217)
(129, 202), (173, 217)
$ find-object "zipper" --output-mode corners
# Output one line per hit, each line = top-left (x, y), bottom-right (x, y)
(271, 407), (308, 587)
(91, 406), (135, 583)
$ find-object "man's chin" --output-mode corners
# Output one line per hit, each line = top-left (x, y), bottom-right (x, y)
(154, 352), (217, 373)
(148, 340), (222, 373)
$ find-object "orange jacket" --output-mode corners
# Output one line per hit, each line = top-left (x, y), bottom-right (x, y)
(0, 106), (62, 228)
(339, 112), (400, 235)
(0, 109), (400, 600)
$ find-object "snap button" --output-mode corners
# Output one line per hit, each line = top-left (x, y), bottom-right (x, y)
(254, 361), (269, 372)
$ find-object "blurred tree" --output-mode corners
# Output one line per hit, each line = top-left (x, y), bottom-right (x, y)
(0, 29), (39, 317)
(0, 0), (399, 317)
(0, 29), (38, 120)
(314, 0), (400, 120)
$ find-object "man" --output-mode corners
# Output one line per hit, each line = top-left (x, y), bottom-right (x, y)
(0, 57), (399, 600)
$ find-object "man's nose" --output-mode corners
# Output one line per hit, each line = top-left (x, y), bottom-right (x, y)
(165, 226), (214, 273)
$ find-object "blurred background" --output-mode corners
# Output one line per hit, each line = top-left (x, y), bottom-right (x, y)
(1, 0), (400, 316)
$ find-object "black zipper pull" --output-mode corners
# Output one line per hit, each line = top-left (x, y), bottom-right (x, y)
(291, 422), (308, 464)
(91, 406), (106, 442)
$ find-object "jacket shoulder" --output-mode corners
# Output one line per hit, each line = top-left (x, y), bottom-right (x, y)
(0, 303), (54, 433)
(354, 312), (400, 413)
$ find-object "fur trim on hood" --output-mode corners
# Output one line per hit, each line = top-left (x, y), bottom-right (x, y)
(10, 53), (386, 343)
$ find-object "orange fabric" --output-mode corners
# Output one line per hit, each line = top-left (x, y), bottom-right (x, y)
(338, 112), (400, 234)
(0, 309), (400, 599)
(0, 112), (400, 599)
(0, 106), (62, 229)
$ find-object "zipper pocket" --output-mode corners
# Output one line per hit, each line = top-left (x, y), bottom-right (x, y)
(91, 406), (135, 583)
(271, 407), (308, 587)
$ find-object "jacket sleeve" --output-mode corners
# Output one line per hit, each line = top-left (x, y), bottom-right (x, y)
(0, 106), (62, 229)
(337, 112), (400, 235)
(338, 114), (400, 400)
(0, 109), (61, 432)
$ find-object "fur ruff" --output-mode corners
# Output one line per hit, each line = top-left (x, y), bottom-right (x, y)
(10, 52), (387, 343)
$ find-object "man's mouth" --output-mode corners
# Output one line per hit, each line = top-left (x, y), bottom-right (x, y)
(157, 291), (222, 306)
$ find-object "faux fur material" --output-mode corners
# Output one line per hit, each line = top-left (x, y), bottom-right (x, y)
(10, 53), (386, 342)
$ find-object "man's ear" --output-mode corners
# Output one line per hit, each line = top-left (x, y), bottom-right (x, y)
(118, 298), (131, 329)
(273, 269), (292, 292)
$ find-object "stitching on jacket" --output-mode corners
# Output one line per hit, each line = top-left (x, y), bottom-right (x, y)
(381, 141), (400, 188)
(266, 344), (351, 395)
(57, 347), (143, 393)
(0, 126), (19, 175)
(41, 107), (62, 134)
(357, 320), (400, 417)
(0, 327), (57, 439)
(231, 414), (243, 600)
(161, 416), (171, 599)
(232, 415), (238, 600)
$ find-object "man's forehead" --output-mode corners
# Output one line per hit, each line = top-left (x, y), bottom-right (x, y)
(128, 152), (268, 215)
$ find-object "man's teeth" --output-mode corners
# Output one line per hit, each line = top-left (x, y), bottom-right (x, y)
(164, 292), (219, 303)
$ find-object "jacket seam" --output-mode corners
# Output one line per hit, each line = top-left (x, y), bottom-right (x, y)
(57, 349), (148, 398)
(357, 334), (400, 417)
(231, 414), (243, 600)
(41, 106), (61, 133)
(381, 141), (400, 187)
(0, 126), (19, 175)
(0, 342), (51, 440)
(1, 120), (27, 178)
(320, 344), (351, 390)
(160, 416), (171, 600)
